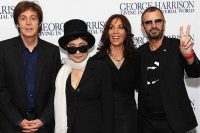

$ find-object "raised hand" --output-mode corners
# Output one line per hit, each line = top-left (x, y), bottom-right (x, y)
(179, 25), (193, 56)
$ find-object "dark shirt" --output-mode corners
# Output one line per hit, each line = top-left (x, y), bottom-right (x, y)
(23, 45), (38, 110)
(143, 44), (164, 112)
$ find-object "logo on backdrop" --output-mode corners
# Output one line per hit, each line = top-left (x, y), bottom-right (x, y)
(40, 22), (64, 36)
(0, 5), (15, 19)
(134, 34), (194, 47)
(86, 21), (105, 35)
(120, 1), (195, 15)
(40, 21), (106, 37)
(133, 36), (146, 47)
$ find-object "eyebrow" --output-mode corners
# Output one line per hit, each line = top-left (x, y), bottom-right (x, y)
(68, 42), (87, 46)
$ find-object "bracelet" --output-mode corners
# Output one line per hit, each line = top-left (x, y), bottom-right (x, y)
(184, 51), (194, 59)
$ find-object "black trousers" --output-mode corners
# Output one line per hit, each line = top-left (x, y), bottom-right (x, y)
(114, 119), (138, 133)
(139, 116), (175, 133)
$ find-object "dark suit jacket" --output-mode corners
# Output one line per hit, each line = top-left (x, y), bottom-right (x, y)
(66, 58), (113, 133)
(0, 36), (61, 133)
(138, 36), (200, 133)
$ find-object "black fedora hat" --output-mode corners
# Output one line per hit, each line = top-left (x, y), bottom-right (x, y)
(58, 19), (95, 50)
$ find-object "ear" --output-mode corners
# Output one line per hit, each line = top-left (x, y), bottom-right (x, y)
(16, 24), (19, 27)
(163, 20), (166, 31)
(141, 23), (145, 33)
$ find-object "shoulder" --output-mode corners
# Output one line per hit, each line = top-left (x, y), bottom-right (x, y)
(0, 36), (19, 47)
(88, 56), (107, 70)
(38, 38), (59, 51)
(137, 42), (148, 54)
(163, 36), (180, 47)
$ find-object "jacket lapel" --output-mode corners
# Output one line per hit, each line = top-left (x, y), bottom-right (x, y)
(12, 37), (27, 102)
(78, 58), (95, 88)
(159, 36), (171, 79)
(140, 44), (148, 90)
(35, 39), (46, 95)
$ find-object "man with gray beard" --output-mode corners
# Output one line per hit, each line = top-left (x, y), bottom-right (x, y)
(137, 6), (200, 133)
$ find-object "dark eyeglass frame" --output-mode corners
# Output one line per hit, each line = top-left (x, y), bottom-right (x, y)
(143, 19), (164, 25)
(66, 45), (88, 54)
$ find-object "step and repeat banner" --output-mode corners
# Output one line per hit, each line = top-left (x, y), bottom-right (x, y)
(0, 0), (200, 132)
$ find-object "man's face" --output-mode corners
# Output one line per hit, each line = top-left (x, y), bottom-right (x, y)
(142, 10), (165, 40)
(17, 9), (40, 38)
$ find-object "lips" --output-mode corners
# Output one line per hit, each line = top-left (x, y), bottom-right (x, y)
(25, 28), (33, 32)
(112, 35), (120, 40)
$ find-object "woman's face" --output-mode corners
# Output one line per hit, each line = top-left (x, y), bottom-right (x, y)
(67, 38), (88, 63)
(108, 18), (126, 47)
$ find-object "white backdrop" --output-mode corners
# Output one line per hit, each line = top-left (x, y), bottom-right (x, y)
(0, 0), (200, 132)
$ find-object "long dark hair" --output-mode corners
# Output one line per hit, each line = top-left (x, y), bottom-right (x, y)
(97, 14), (136, 60)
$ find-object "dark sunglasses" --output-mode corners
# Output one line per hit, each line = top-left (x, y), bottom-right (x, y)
(143, 19), (163, 25)
(66, 45), (88, 54)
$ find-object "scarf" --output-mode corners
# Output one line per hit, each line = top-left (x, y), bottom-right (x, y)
(54, 56), (89, 133)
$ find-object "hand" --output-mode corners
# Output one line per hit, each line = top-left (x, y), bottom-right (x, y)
(19, 119), (43, 133)
(19, 119), (37, 133)
(180, 25), (193, 56)
(27, 119), (44, 130)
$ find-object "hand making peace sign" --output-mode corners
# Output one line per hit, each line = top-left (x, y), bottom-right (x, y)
(179, 25), (194, 57)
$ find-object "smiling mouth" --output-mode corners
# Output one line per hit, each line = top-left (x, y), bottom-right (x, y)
(112, 35), (120, 40)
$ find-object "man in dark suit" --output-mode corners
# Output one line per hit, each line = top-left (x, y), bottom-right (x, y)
(138, 6), (200, 133)
(0, 1), (61, 133)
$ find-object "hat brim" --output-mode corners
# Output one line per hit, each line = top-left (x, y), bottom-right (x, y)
(58, 31), (95, 50)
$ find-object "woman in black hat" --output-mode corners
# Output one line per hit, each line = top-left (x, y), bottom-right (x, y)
(54, 19), (113, 133)
(94, 14), (138, 133)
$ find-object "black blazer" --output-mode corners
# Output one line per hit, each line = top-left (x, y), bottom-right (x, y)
(66, 58), (113, 133)
(138, 36), (200, 133)
(0, 36), (61, 133)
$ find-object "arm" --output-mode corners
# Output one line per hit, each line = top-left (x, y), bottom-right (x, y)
(38, 46), (61, 125)
(0, 43), (23, 126)
(100, 61), (114, 133)
(184, 54), (200, 78)
(179, 25), (200, 77)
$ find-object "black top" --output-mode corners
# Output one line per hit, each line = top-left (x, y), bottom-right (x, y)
(65, 58), (113, 133)
(99, 54), (138, 133)
(142, 44), (164, 112)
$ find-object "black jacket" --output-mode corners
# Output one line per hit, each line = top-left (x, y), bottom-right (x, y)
(138, 36), (200, 133)
(0, 36), (61, 132)
(66, 58), (113, 133)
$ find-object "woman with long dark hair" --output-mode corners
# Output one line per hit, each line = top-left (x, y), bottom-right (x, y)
(95, 14), (138, 133)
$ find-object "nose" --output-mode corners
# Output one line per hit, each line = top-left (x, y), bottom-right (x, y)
(113, 27), (119, 33)
(26, 18), (31, 25)
(151, 22), (157, 28)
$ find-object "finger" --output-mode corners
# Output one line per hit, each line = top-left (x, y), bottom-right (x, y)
(21, 125), (32, 130)
(185, 25), (191, 37)
(183, 36), (191, 46)
(29, 128), (38, 132)
(22, 129), (32, 133)
(184, 41), (193, 50)
(180, 26), (184, 39)
(27, 124), (41, 129)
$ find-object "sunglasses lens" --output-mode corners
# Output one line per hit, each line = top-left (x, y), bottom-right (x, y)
(144, 19), (163, 25)
(144, 20), (152, 25)
(155, 19), (163, 23)
(78, 45), (88, 53)
(67, 47), (77, 54)
(67, 45), (88, 54)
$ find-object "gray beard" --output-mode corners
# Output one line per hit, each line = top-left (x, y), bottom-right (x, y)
(148, 31), (164, 41)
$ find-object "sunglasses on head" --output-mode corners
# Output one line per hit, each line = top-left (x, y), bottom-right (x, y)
(66, 45), (88, 54)
(143, 19), (163, 25)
